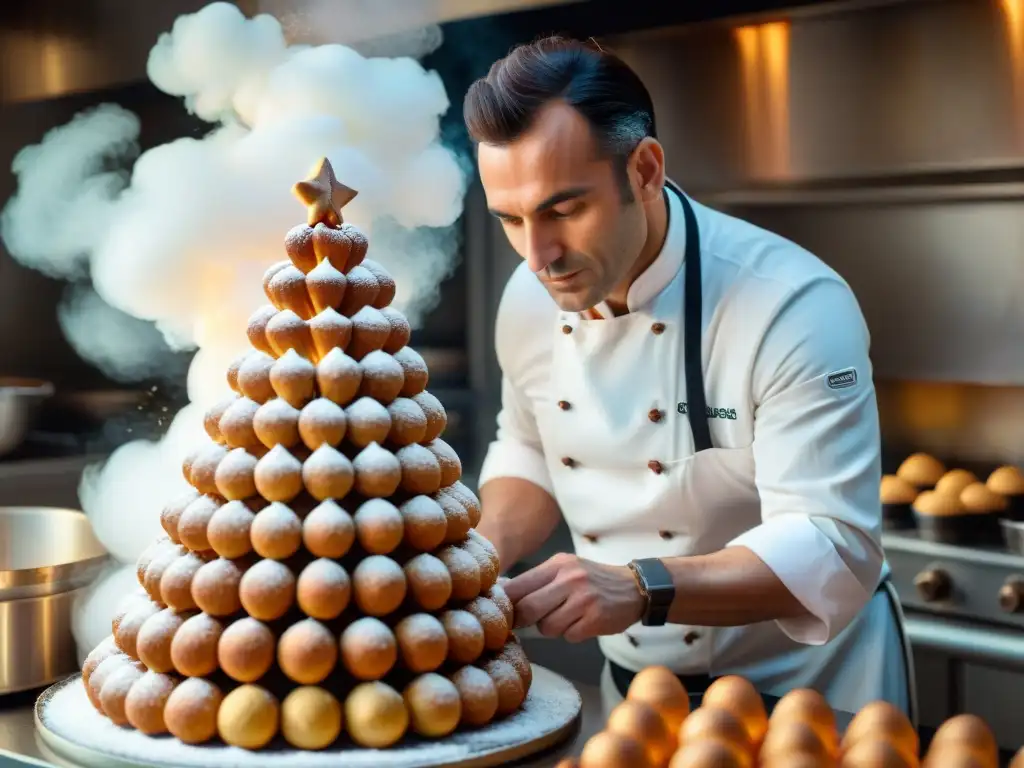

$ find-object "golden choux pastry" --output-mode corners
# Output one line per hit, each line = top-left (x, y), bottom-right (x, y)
(312, 222), (367, 272)
(913, 489), (965, 518)
(345, 396), (391, 447)
(760, 720), (832, 764)
(625, 666), (691, 736)
(239, 558), (296, 621)
(214, 447), (258, 501)
(352, 554), (407, 616)
(464, 596), (509, 651)
(254, 444), (304, 502)
(413, 390), (447, 441)
(988, 465), (1024, 496)
(317, 348), (362, 406)
(463, 537), (499, 592)
(159, 491), (197, 544)
(344, 681), (408, 749)
(192, 557), (245, 616)
(302, 444), (354, 501)
(606, 699), (675, 768)
(226, 353), (245, 394)
(271, 348), (317, 409)
(281, 686), (343, 750)
(82, 637), (120, 689)
(305, 259), (347, 314)
(253, 397), (302, 449)
(298, 397), (346, 449)
(159, 551), (206, 611)
(394, 346), (429, 396)
(441, 609), (486, 664)
(670, 739), (747, 768)
(496, 640), (533, 691)
(247, 305), (278, 356)
(87, 654), (130, 711)
(897, 453), (946, 490)
(395, 613), (449, 673)
(399, 495), (448, 551)
(339, 265), (381, 318)
(935, 469), (979, 498)
(284, 223), (317, 273)
(188, 443), (229, 497)
(218, 397), (262, 454)
(263, 260), (290, 300)
(702, 675), (768, 745)
(381, 306), (411, 353)
(250, 501), (302, 560)
(135, 609), (186, 673)
(218, 617), (276, 683)
(386, 397), (427, 446)
(580, 729), (651, 768)
(437, 544), (482, 601)
(678, 705), (752, 755)
(170, 613), (223, 677)
(960, 482), (1009, 515)
(435, 490), (471, 544)
(309, 307), (352, 361)
(164, 677), (223, 744)
(841, 700), (917, 760)
(177, 494), (220, 552)
(124, 671), (178, 735)
(397, 443), (443, 495)
(404, 552), (454, 610)
(142, 545), (187, 602)
(881, 474), (918, 506)
(115, 600), (162, 659)
(426, 438), (462, 486)
(449, 665), (499, 727)
(404, 673), (462, 738)
(353, 442), (402, 497)
(217, 684), (280, 750)
(358, 349), (405, 403)
(928, 714), (998, 768)
(770, 688), (837, 752)
(278, 617), (338, 685)
(486, 583), (515, 632)
(206, 499), (255, 559)
(266, 263), (314, 318)
(296, 557), (351, 620)
(482, 657), (526, 715)
(340, 617), (398, 680)
(362, 259), (396, 308)
(302, 499), (355, 558)
(354, 498), (405, 554)
(237, 351), (276, 403)
(99, 661), (146, 724)
(266, 309), (315, 360)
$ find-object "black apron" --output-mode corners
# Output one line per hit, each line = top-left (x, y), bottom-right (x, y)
(608, 183), (914, 720)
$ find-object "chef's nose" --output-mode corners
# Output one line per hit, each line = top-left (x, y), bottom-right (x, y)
(523, 226), (562, 274)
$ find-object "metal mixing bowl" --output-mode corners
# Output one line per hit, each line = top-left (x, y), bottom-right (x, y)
(0, 507), (109, 694)
(0, 377), (54, 457)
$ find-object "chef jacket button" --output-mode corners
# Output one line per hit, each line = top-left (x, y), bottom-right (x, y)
(659, 531), (674, 540)
(651, 322), (666, 335)
(648, 408), (663, 423)
(626, 634), (639, 647)
(648, 460), (664, 474)
(684, 631), (701, 645)
(583, 534), (598, 543)
(562, 457), (577, 468)
(557, 400), (571, 411)
(561, 324), (573, 334)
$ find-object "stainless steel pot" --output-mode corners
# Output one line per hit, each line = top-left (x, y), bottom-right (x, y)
(0, 507), (109, 695)
(0, 378), (54, 457)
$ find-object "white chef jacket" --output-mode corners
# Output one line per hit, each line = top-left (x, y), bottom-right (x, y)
(478, 183), (909, 715)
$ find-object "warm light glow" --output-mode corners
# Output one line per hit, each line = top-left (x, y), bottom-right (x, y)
(734, 21), (792, 179)
(1001, 0), (1024, 148)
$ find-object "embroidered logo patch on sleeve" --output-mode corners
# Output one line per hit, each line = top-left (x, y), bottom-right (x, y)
(827, 368), (858, 390)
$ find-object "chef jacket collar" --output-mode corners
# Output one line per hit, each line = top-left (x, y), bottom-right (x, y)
(584, 183), (687, 320)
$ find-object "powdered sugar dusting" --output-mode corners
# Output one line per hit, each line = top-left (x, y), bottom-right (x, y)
(306, 261), (347, 312)
(360, 350), (402, 378)
(237, 351), (276, 403)
(255, 444), (303, 481)
(351, 306), (390, 335)
(396, 444), (439, 474)
(380, 307), (411, 354)
(126, 670), (178, 709)
(252, 502), (302, 542)
(254, 398), (302, 448)
(353, 443), (401, 474)
(393, 347), (427, 379)
(208, 500), (255, 542)
(241, 558), (295, 593)
(395, 613), (446, 648)
(100, 662), (145, 699)
(40, 664), (580, 767)
(299, 398), (346, 445)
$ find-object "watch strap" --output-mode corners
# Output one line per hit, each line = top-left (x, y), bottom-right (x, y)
(629, 557), (675, 627)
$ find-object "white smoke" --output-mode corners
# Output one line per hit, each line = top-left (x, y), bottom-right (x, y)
(0, 1), (469, 657)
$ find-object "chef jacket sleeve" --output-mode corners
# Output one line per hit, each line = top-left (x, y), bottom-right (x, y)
(477, 272), (556, 497)
(726, 276), (885, 645)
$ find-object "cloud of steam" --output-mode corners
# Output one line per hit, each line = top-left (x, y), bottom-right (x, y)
(0, 1), (469, 656)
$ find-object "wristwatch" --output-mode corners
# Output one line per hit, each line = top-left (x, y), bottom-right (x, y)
(628, 558), (676, 626)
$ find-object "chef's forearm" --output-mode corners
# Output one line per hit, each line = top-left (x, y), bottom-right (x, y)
(661, 546), (811, 626)
(477, 477), (562, 573)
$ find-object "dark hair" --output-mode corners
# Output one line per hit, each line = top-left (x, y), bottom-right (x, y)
(463, 36), (656, 199)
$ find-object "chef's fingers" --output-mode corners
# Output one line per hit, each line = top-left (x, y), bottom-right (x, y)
(512, 578), (570, 629)
(501, 555), (565, 603)
(536, 595), (586, 639)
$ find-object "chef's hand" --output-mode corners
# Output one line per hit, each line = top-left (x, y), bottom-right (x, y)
(502, 553), (645, 642)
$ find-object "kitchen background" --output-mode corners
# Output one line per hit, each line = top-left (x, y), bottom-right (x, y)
(1, 0), (1022, 754)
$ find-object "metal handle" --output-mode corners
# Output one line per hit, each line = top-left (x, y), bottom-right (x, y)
(999, 577), (1024, 614)
(904, 614), (1024, 672)
(913, 568), (952, 603)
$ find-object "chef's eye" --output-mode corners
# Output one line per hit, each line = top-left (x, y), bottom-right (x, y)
(496, 214), (522, 226)
(549, 203), (581, 219)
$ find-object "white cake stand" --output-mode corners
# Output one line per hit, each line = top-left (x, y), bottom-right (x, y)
(34, 665), (582, 768)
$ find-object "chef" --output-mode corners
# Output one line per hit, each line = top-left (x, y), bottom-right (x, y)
(462, 35), (916, 719)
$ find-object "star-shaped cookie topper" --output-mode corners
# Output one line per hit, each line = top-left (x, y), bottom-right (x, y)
(292, 157), (358, 227)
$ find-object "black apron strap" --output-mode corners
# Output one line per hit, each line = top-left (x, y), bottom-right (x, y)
(677, 189), (713, 453)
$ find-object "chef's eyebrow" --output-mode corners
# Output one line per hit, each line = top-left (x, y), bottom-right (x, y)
(488, 186), (593, 218)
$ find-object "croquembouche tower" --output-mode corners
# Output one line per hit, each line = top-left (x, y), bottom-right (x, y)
(76, 158), (536, 752)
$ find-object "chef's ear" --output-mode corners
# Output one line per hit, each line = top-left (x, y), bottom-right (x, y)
(630, 137), (665, 204)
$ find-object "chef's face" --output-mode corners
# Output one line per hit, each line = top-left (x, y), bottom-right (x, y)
(478, 101), (661, 312)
